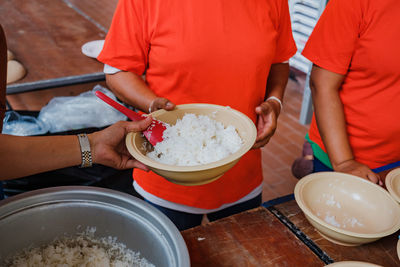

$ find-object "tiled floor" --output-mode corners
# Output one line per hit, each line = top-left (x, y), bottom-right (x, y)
(261, 71), (308, 202)
(6, 70), (310, 203)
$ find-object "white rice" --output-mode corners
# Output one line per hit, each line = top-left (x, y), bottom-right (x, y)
(324, 214), (341, 228)
(5, 228), (154, 267)
(147, 113), (243, 166)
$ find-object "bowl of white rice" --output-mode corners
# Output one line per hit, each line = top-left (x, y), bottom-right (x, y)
(126, 104), (257, 186)
(294, 172), (400, 246)
(0, 186), (190, 267)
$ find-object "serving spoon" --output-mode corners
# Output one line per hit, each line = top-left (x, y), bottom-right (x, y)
(95, 91), (166, 146)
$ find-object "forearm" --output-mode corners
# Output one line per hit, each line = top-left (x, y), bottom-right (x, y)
(264, 63), (290, 114)
(0, 135), (81, 180)
(252, 63), (289, 149)
(266, 63), (289, 99)
(106, 72), (156, 113)
(310, 66), (353, 169)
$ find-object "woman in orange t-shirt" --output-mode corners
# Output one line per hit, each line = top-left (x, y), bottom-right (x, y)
(301, 0), (400, 184)
(98, 0), (296, 230)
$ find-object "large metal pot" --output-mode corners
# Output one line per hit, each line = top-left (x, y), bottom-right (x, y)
(0, 186), (190, 266)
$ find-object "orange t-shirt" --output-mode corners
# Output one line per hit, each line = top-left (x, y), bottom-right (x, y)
(98, 0), (296, 209)
(302, 0), (400, 169)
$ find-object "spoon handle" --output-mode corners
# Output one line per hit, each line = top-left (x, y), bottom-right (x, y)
(95, 91), (144, 121)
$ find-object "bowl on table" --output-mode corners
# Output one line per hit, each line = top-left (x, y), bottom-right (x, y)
(126, 103), (257, 186)
(385, 168), (400, 204)
(294, 172), (400, 246)
(325, 261), (383, 267)
(397, 238), (400, 261)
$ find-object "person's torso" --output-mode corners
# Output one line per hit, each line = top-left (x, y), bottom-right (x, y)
(310, 0), (400, 168)
(99, 0), (296, 208)
(134, 0), (286, 208)
(144, 0), (281, 120)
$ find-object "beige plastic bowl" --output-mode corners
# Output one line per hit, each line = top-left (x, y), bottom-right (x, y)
(396, 239), (400, 260)
(294, 172), (400, 246)
(397, 238), (400, 261)
(325, 261), (382, 267)
(126, 104), (257, 186)
(385, 168), (400, 204)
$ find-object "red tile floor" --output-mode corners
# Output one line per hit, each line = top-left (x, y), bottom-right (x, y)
(6, 70), (309, 203)
(261, 70), (308, 202)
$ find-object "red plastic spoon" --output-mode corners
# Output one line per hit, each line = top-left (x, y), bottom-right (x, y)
(95, 91), (166, 146)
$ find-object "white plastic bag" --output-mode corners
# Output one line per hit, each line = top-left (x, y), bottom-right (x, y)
(38, 85), (127, 133)
(2, 111), (49, 136)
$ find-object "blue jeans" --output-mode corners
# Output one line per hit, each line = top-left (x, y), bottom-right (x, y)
(313, 157), (400, 173)
(313, 157), (333, 173)
(146, 193), (262, 231)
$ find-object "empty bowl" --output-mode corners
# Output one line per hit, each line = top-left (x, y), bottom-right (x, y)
(397, 238), (400, 261)
(385, 168), (400, 204)
(81, 40), (105, 58)
(126, 103), (257, 186)
(325, 261), (383, 267)
(294, 172), (400, 246)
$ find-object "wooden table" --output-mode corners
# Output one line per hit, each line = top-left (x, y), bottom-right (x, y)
(1, 0), (118, 94)
(182, 206), (324, 266)
(181, 196), (400, 266)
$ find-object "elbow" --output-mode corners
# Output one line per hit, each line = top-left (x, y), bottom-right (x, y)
(105, 74), (113, 90)
(309, 76), (318, 97)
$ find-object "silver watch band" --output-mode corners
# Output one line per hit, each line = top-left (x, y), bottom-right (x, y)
(77, 133), (92, 168)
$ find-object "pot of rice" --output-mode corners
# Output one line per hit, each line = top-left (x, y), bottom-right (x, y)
(0, 186), (190, 267)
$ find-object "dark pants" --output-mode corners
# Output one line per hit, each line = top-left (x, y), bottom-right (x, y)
(313, 157), (400, 173)
(0, 182), (3, 200)
(313, 157), (333, 173)
(146, 193), (262, 231)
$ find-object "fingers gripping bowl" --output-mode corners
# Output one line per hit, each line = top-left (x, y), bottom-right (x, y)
(126, 104), (257, 186)
(294, 172), (400, 246)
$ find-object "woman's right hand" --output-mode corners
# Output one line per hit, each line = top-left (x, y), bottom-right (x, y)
(149, 97), (176, 113)
(89, 117), (153, 171)
(333, 159), (383, 186)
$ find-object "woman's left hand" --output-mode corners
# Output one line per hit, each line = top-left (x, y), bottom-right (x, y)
(252, 100), (281, 149)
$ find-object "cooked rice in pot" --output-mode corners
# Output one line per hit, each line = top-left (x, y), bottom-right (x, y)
(4, 228), (154, 267)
